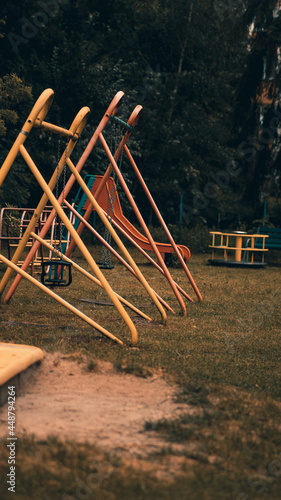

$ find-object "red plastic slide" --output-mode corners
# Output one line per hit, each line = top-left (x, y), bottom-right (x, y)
(84, 176), (191, 263)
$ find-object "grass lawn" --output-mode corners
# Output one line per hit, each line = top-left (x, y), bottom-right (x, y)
(0, 244), (280, 499)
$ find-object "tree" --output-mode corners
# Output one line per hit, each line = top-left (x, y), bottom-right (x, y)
(0, 18), (32, 206)
(0, 0), (251, 229)
(0, 74), (32, 136)
(234, 0), (281, 225)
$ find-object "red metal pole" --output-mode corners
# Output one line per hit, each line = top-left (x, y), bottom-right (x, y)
(124, 144), (202, 302)
(98, 133), (187, 316)
(64, 106), (143, 261)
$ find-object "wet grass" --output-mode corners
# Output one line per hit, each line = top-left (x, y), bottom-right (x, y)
(0, 245), (281, 499)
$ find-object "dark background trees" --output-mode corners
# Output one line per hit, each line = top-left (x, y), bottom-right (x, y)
(0, 0), (280, 229)
(233, 0), (281, 226)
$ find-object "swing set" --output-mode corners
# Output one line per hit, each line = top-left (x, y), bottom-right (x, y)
(0, 88), (202, 346)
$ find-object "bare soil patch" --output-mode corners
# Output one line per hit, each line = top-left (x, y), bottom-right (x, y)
(0, 353), (191, 460)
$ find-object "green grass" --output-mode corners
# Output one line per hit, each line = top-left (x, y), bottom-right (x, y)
(0, 245), (281, 499)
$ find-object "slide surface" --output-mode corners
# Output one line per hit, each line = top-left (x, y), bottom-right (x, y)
(84, 176), (191, 262)
(0, 343), (44, 387)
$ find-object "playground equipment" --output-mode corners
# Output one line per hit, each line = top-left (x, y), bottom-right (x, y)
(61, 110), (202, 314)
(0, 343), (44, 406)
(3, 90), (202, 318)
(208, 230), (268, 267)
(1, 92), (142, 303)
(0, 87), (203, 347)
(0, 206), (72, 273)
(71, 174), (201, 310)
(84, 176), (191, 263)
(0, 88), (171, 345)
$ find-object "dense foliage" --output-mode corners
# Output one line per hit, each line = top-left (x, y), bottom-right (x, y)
(0, 0), (280, 228)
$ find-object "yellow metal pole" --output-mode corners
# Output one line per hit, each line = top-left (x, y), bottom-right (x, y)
(66, 157), (167, 324)
(0, 146), (69, 294)
(0, 253), (123, 345)
(63, 200), (175, 313)
(234, 235), (243, 262)
(30, 231), (153, 322)
(19, 144), (138, 344)
(35, 121), (76, 137)
(0, 106), (90, 296)
(3, 92), (125, 303)
(0, 89), (54, 187)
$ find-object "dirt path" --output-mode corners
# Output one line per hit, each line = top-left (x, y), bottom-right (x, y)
(0, 353), (190, 459)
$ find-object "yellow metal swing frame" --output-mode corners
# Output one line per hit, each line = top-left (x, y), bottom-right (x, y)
(0, 89), (166, 345)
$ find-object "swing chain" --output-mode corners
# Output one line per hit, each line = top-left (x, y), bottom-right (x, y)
(98, 123), (124, 269)
(59, 140), (69, 255)
(53, 136), (61, 253)
(41, 136), (72, 287)
(52, 137), (69, 255)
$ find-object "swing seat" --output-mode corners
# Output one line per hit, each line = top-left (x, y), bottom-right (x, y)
(97, 263), (115, 270)
(41, 260), (72, 287)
